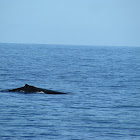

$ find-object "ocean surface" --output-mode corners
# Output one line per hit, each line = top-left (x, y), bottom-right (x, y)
(0, 43), (140, 140)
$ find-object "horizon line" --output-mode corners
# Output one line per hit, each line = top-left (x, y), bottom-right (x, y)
(0, 42), (139, 48)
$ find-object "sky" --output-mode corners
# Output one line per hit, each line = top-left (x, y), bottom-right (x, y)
(0, 0), (140, 47)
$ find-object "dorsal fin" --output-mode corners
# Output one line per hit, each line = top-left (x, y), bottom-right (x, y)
(25, 84), (29, 87)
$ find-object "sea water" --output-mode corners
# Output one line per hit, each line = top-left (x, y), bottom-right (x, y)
(0, 43), (140, 140)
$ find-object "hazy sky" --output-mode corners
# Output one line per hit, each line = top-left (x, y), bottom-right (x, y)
(0, 0), (140, 46)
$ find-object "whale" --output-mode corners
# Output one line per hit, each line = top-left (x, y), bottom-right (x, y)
(2, 84), (68, 94)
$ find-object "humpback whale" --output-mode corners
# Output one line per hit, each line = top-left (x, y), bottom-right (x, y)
(3, 84), (68, 94)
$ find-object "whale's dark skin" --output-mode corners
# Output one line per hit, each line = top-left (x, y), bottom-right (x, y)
(4, 84), (68, 94)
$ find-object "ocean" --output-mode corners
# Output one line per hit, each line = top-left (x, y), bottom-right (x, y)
(0, 43), (140, 140)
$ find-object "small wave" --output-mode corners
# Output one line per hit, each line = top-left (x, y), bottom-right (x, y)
(112, 105), (140, 109)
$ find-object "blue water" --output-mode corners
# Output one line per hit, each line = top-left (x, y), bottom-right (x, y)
(0, 43), (140, 140)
